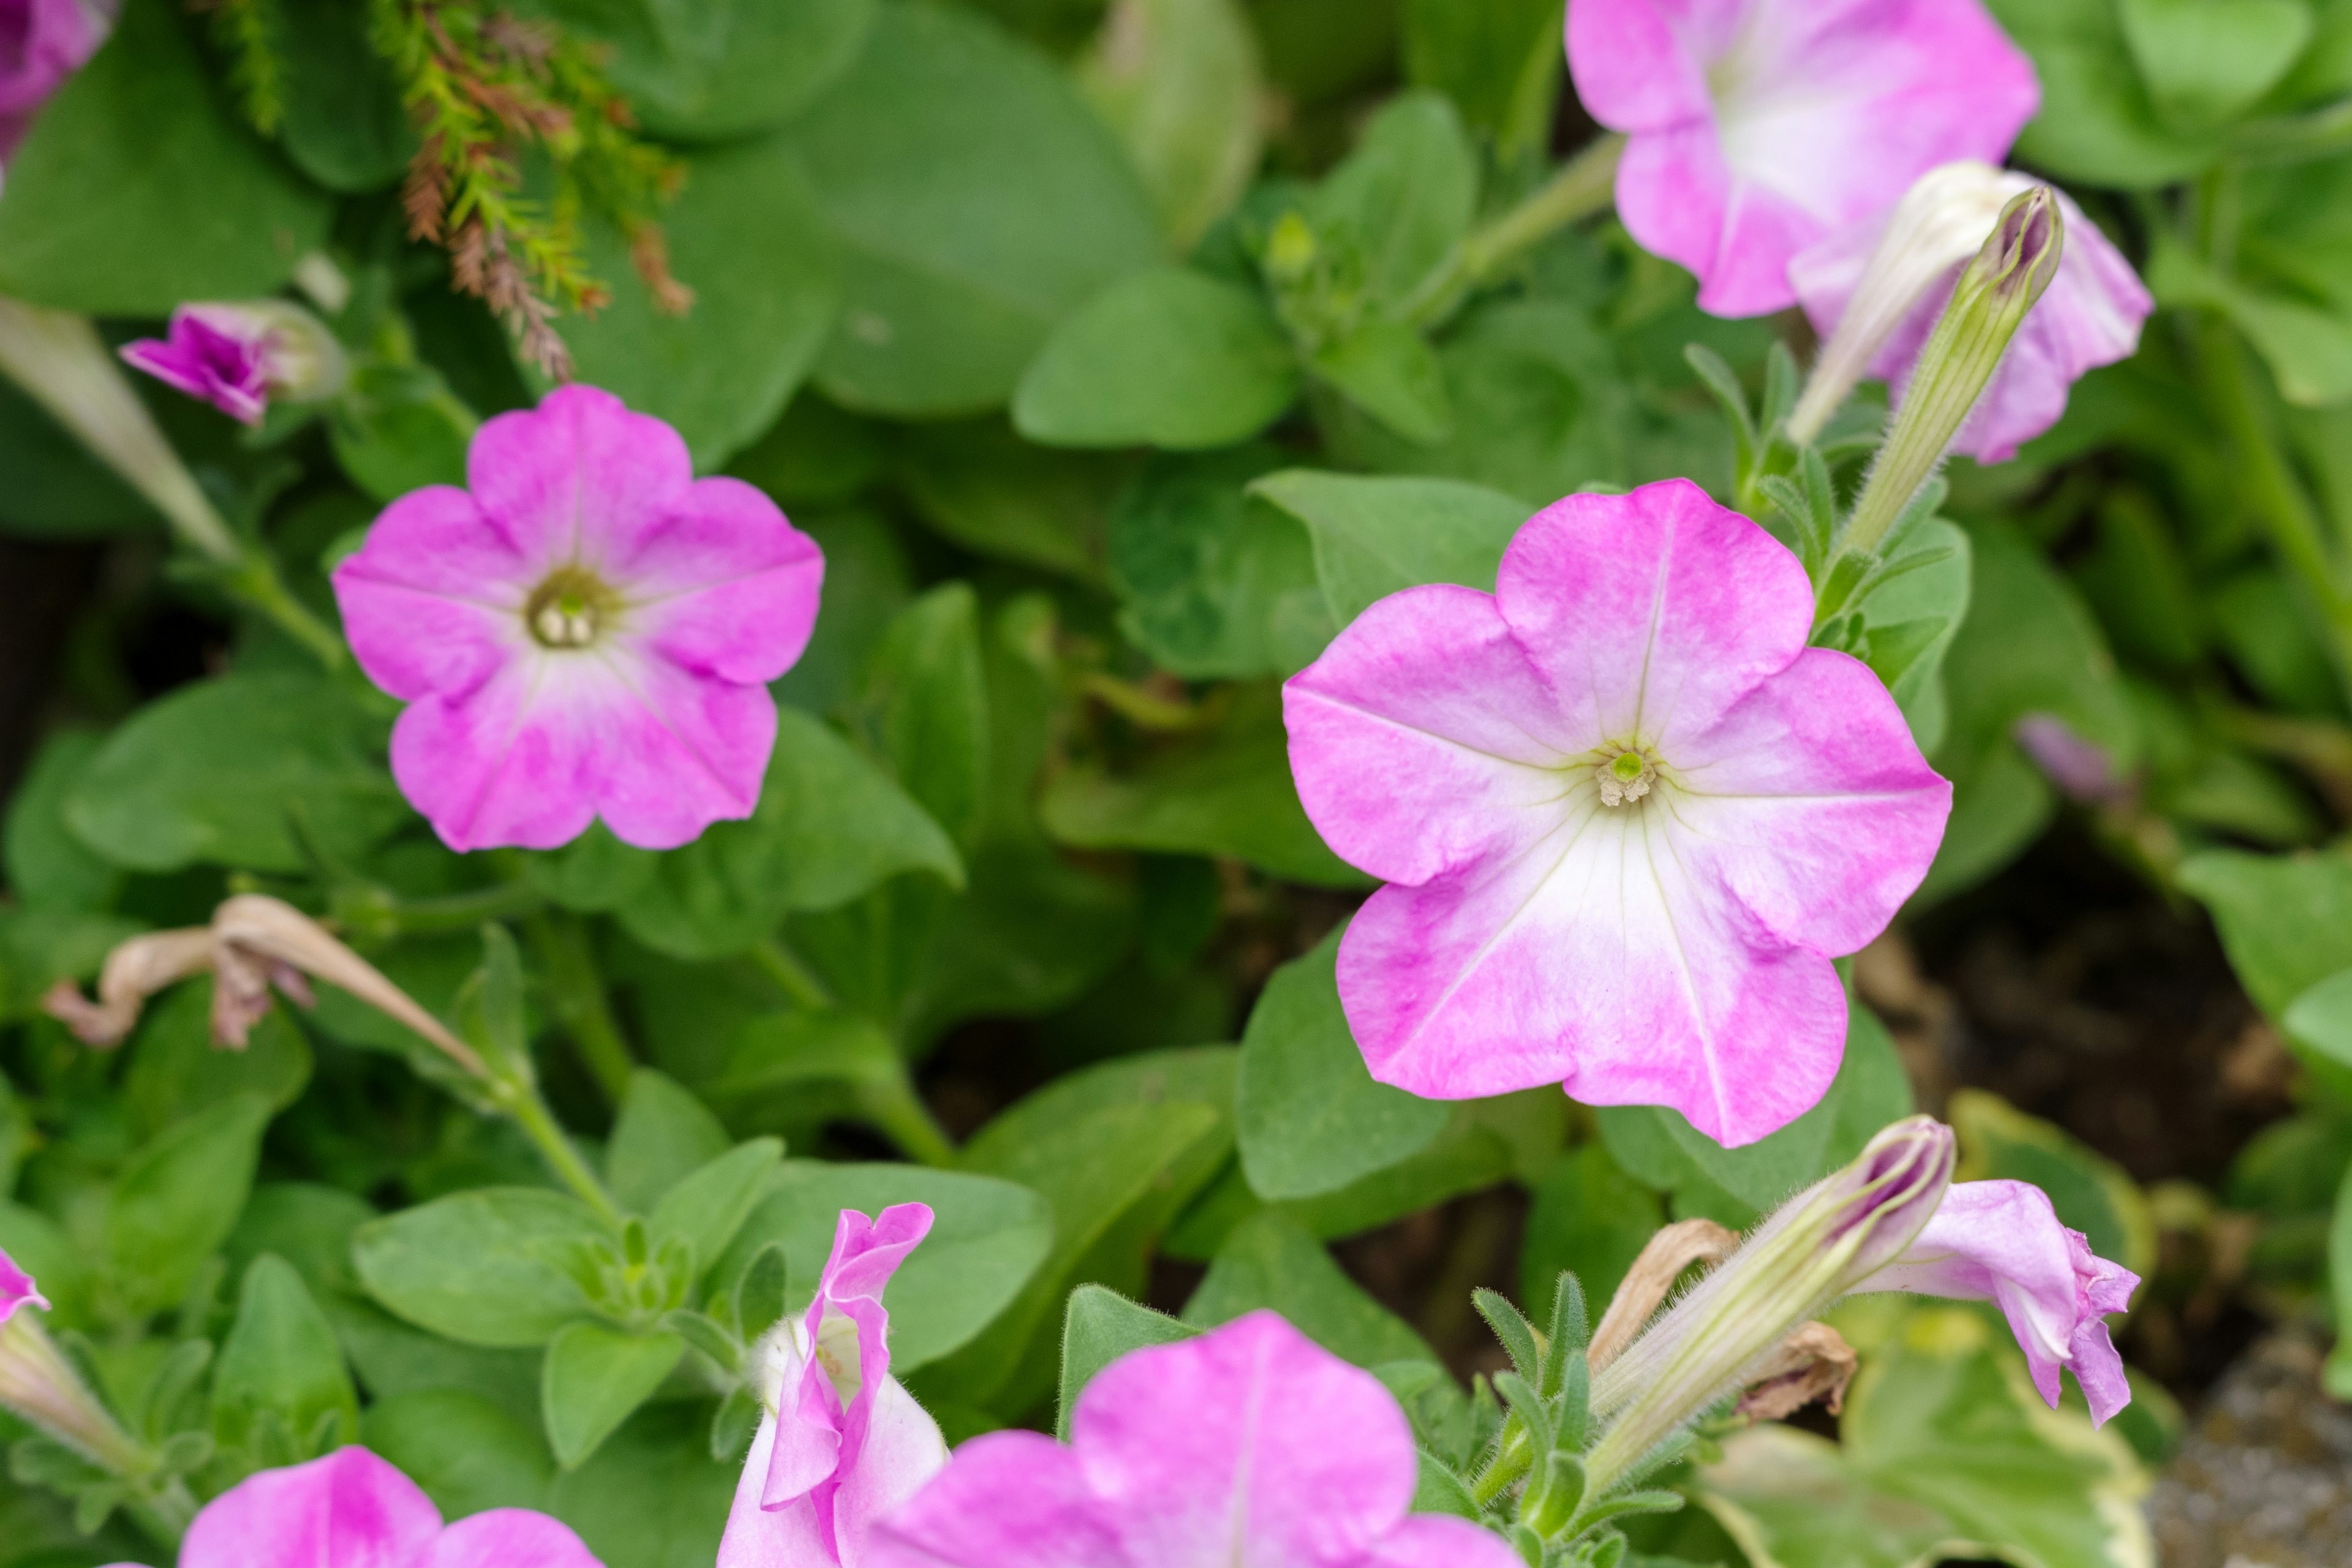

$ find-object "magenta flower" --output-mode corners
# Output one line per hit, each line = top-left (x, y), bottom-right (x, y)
(1792, 165), (2152, 462)
(120, 303), (343, 427)
(1565, 0), (2039, 317)
(100, 1446), (601, 1568)
(0, 1245), (44, 1326)
(1283, 480), (1950, 1147)
(1864, 1179), (2141, 1426)
(871, 1311), (1519, 1568)
(0, 0), (111, 160)
(331, 385), (824, 853)
(721, 1204), (946, 1568)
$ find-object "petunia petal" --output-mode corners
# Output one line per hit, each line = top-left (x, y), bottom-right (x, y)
(615, 477), (824, 686)
(1338, 801), (1850, 1145)
(824, 1378), (949, 1567)
(1, 1243), (47, 1325)
(1667, 647), (1950, 956)
(1284, 583), (1583, 889)
(1075, 1311), (1418, 1566)
(388, 657), (601, 854)
(333, 487), (533, 703)
(1495, 480), (1815, 756)
(1361, 1514), (1529, 1568)
(466, 385), (695, 577)
(581, 649), (776, 851)
(430, 1510), (604, 1568)
(178, 1448), (442, 1568)
(866, 1431), (1122, 1568)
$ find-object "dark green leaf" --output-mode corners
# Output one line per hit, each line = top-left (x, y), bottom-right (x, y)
(1251, 466), (1528, 627)
(1055, 1284), (1199, 1439)
(1183, 1210), (1437, 1367)
(211, 1254), (358, 1461)
(363, 1389), (553, 1519)
(105, 1093), (274, 1317)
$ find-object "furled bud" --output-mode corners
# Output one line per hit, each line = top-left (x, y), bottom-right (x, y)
(1581, 1116), (1956, 1495)
(1843, 187), (2065, 554)
(120, 300), (347, 426)
(0, 1246), (145, 1476)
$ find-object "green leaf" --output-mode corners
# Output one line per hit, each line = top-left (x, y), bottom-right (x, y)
(546, 1404), (736, 1568)
(1983, 0), (2222, 188)
(895, 417), (1127, 581)
(1183, 1210), (1438, 1367)
(0, 374), (154, 538)
(648, 1140), (785, 1283)
(711, 1161), (1054, 1372)
(1519, 1142), (1664, 1314)
(352, 1189), (609, 1349)
(1107, 446), (1335, 680)
(1251, 467), (1528, 628)
(1311, 91), (1477, 309)
(601, 708), (963, 961)
(541, 1321), (686, 1470)
(535, 136), (841, 470)
(606, 1071), (733, 1216)
(2, 729), (119, 911)
(1310, 318), (1454, 444)
(1853, 519), (1973, 758)
(0, 0), (331, 312)
(1234, 921), (1448, 1200)
(1594, 1000), (1913, 1220)
(2329, 1160), (2352, 1398)
(277, 0), (412, 191)
(537, 0), (878, 141)
(1039, 684), (1365, 886)
(105, 1094), (274, 1318)
(1055, 1284), (1199, 1440)
(2146, 239), (2352, 409)
(1949, 1089), (2157, 1278)
(1076, 0), (1265, 247)
(1401, 0), (1563, 155)
(854, 585), (992, 848)
(791, 0), (1164, 416)
(123, 981), (312, 1140)
(2179, 847), (2352, 1017)
(2118, 0), (2313, 130)
(363, 1389), (553, 1520)
(705, 1007), (906, 1129)
(64, 673), (405, 876)
(1016, 269), (1299, 450)
(2285, 967), (2352, 1085)
(1700, 1308), (2152, 1568)
(211, 1254), (358, 1461)
(224, 1183), (376, 1301)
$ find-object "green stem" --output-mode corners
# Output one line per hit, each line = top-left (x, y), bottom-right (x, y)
(504, 1079), (625, 1229)
(861, 1079), (958, 1169)
(2196, 315), (2352, 706)
(379, 879), (549, 938)
(527, 910), (635, 1106)
(750, 937), (833, 1011)
(1404, 135), (1623, 328)
(225, 548), (347, 669)
(1471, 1419), (1532, 1507)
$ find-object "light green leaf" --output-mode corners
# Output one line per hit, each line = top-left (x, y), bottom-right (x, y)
(1310, 318), (1453, 444)
(649, 1140), (784, 1284)
(1055, 1284), (1197, 1439)
(352, 1189), (608, 1349)
(212, 1254), (358, 1461)
(1401, 0), (1563, 156)
(2118, 0), (2313, 130)
(792, 0), (1164, 415)
(2146, 239), (2352, 409)
(1014, 269), (1299, 450)
(1251, 467), (1528, 627)
(1312, 90), (1478, 308)
(2179, 847), (2352, 1018)
(605, 1071), (733, 1217)
(1984, 0), (2222, 188)
(0, 0), (331, 312)
(1183, 1210), (1438, 1368)
(1077, 0), (1265, 246)
(123, 981), (312, 1140)
(535, 136), (841, 470)
(1234, 922), (1447, 1200)
(105, 1094), (274, 1318)
(64, 673), (405, 876)
(541, 1322), (686, 1470)
(711, 1161), (1054, 1373)
(2, 729), (119, 912)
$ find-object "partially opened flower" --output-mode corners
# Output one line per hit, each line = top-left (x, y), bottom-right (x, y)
(1284, 480), (1950, 1147)
(120, 302), (345, 426)
(1863, 1179), (2141, 1425)
(0, 0), (113, 162)
(0, 1245), (43, 1325)
(1, 1244), (168, 1498)
(1790, 162), (2152, 462)
(870, 1311), (1519, 1568)
(102, 1446), (602, 1568)
(1565, 0), (2038, 317)
(722, 1204), (946, 1568)
(331, 385), (824, 853)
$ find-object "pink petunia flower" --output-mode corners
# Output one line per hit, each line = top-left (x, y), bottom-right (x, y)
(0, 1243), (45, 1326)
(1790, 164), (2154, 463)
(1565, 0), (2040, 318)
(120, 303), (344, 427)
(0, 0), (113, 162)
(1863, 1178), (2141, 1425)
(1283, 480), (1951, 1147)
(330, 385), (824, 853)
(100, 1446), (602, 1568)
(870, 1311), (1520, 1568)
(722, 1204), (946, 1568)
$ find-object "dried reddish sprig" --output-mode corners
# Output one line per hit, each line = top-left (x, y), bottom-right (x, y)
(369, 0), (687, 378)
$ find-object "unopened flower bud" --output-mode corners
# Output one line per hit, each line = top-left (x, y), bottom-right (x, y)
(1844, 188), (2065, 554)
(120, 300), (347, 426)
(1581, 1116), (1954, 1494)
(0, 1245), (146, 1476)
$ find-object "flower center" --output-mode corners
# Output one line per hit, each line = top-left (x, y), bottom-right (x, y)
(523, 566), (620, 650)
(812, 1308), (864, 1408)
(1596, 747), (1657, 808)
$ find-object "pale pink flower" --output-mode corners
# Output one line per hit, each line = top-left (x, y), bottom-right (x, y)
(870, 1311), (1519, 1568)
(120, 303), (344, 426)
(0, 1243), (46, 1325)
(1283, 480), (1950, 1147)
(1566, 0), (2039, 317)
(1864, 1178), (2141, 1426)
(1791, 164), (2153, 462)
(722, 1204), (946, 1568)
(100, 1446), (601, 1568)
(2011, 712), (2122, 804)
(0, 0), (112, 160)
(331, 385), (823, 853)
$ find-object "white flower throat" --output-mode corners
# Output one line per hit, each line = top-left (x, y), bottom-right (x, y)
(1596, 747), (1657, 808)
